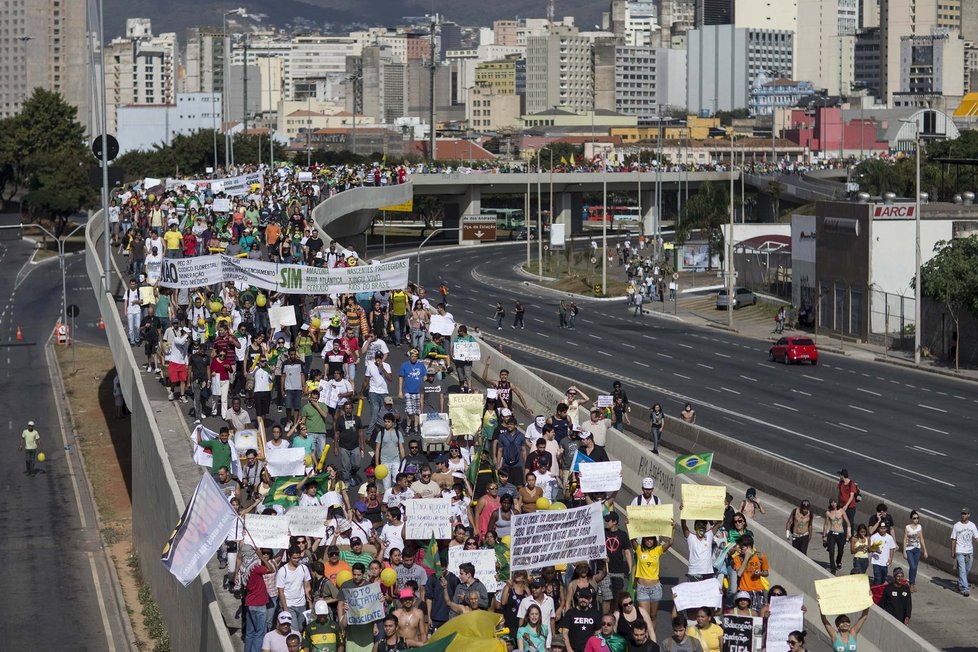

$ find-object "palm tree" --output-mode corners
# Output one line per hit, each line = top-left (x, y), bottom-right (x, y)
(677, 182), (729, 270)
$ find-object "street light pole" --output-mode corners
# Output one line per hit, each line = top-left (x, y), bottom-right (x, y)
(602, 161), (608, 295)
(914, 131), (922, 365)
(727, 130), (735, 328)
(416, 227), (459, 285)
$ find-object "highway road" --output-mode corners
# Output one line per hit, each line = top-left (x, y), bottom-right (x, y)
(412, 243), (978, 523)
(0, 237), (129, 649)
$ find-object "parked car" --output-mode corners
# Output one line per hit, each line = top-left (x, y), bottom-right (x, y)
(769, 336), (819, 365)
(716, 287), (757, 310)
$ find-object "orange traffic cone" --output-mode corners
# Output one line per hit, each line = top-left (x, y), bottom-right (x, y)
(98, 319), (105, 330)
(16, 326), (23, 341)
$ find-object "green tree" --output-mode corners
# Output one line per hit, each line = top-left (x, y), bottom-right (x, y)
(677, 182), (730, 270)
(23, 145), (96, 234)
(537, 142), (583, 167)
(918, 236), (978, 369)
(852, 157), (912, 197)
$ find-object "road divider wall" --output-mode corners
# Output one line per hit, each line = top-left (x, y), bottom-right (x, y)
(468, 338), (935, 652)
(86, 212), (235, 652)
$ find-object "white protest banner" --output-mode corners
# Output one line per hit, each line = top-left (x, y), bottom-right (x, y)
(344, 582), (385, 625)
(671, 577), (723, 612)
(764, 595), (804, 652)
(269, 304), (298, 328)
(298, 171), (313, 182)
(579, 460), (622, 493)
(144, 177), (162, 190)
(158, 255), (225, 289)
(243, 513), (291, 549)
(428, 313), (456, 337)
(161, 474), (240, 586)
(221, 255), (280, 291)
(405, 498), (452, 540)
(211, 180), (225, 194)
(596, 394), (613, 408)
(721, 615), (762, 652)
(448, 548), (501, 592)
(510, 502), (605, 571)
(212, 198), (232, 212)
(288, 506), (331, 538)
(452, 341), (481, 362)
(265, 447), (306, 477)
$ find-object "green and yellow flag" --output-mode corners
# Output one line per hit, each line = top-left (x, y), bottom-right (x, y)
(675, 453), (714, 476)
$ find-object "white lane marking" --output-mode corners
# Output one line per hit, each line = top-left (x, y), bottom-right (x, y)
(921, 387), (932, 392)
(955, 395), (967, 400)
(723, 416), (745, 425)
(837, 422), (868, 433)
(657, 352), (674, 359)
(588, 334), (601, 340)
(756, 362), (769, 368)
(598, 350), (612, 357)
(622, 343), (635, 349)
(791, 389), (812, 397)
(642, 334), (657, 340)
(567, 340), (579, 346)
(721, 387), (741, 394)
(532, 318), (544, 323)
(463, 309), (474, 314)
(849, 405), (875, 414)
(916, 424), (949, 435)
(918, 403), (947, 413)
(739, 375), (757, 382)
(674, 373), (692, 380)
(891, 472), (926, 485)
(937, 391), (948, 396)
(581, 319), (595, 324)
(634, 361), (650, 367)
(714, 352), (731, 358)
(802, 374), (823, 382)
(678, 343), (693, 349)
(919, 507), (953, 522)
(773, 403), (798, 412)
(697, 363), (714, 370)
(88, 553), (118, 652)
(707, 387), (722, 393)
(805, 442), (835, 454)
(538, 333), (550, 338)
(908, 445), (947, 457)
(857, 388), (882, 397)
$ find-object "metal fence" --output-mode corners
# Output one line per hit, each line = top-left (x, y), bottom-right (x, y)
(869, 288), (916, 352)
(734, 251), (792, 299)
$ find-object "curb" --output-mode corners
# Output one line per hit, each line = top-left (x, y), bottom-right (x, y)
(873, 355), (978, 384)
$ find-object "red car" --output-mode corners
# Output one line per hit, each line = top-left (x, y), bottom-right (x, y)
(769, 336), (819, 365)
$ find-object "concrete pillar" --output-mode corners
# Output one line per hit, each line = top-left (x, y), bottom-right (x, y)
(456, 187), (481, 244)
(640, 190), (656, 236)
(553, 191), (573, 232)
(569, 192), (586, 236)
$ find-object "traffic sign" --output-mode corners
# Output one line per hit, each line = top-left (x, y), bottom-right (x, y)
(461, 215), (497, 242)
(91, 134), (119, 162)
(66, 304), (80, 318)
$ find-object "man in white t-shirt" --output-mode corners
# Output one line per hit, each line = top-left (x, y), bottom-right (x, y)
(320, 367), (354, 413)
(951, 507), (978, 596)
(681, 518), (719, 581)
(166, 325), (191, 403)
(870, 523), (898, 586)
(360, 351), (392, 430)
(276, 546), (312, 626)
(630, 477), (661, 506)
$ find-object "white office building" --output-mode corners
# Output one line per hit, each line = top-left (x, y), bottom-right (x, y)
(117, 93), (222, 155)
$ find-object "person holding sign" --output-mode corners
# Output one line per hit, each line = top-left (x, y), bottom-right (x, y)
(634, 532), (674, 625)
(680, 518), (722, 582)
(818, 606), (869, 652)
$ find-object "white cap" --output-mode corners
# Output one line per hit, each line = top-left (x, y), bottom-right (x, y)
(500, 408), (513, 417)
(27, 420), (35, 426)
(314, 600), (330, 615)
(642, 477), (654, 490)
(277, 611), (293, 623)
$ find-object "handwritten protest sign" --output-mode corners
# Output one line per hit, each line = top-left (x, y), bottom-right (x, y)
(814, 574), (872, 615)
(721, 615), (761, 652)
(510, 502), (605, 571)
(449, 393), (484, 436)
(405, 498), (452, 540)
(344, 582), (385, 625)
(452, 341), (481, 362)
(596, 395), (613, 408)
(298, 171), (313, 182)
(269, 305), (297, 327)
(212, 198), (232, 212)
(625, 504), (674, 538)
(680, 484), (726, 520)
(287, 506), (331, 538)
(243, 514), (291, 549)
(428, 314), (456, 337)
(672, 577), (723, 612)
(765, 595), (805, 652)
(579, 461), (622, 493)
(448, 548), (501, 592)
(265, 447), (306, 477)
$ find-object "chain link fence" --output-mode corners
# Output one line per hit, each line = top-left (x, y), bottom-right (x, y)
(869, 288), (916, 352)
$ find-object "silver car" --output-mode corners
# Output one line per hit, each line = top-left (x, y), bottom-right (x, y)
(716, 287), (757, 310)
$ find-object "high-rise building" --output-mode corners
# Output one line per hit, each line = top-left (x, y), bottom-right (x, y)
(346, 45), (406, 124)
(103, 19), (178, 134)
(658, 0), (697, 46)
(697, 0), (734, 26)
(863, 0), (880, 28)
(963, 0), (978, 39)
(614, 45), (687, 119)
(624, 1), (659, 47)
(229, 37), (290, 114)
(899, 30), (964, 95)
(938, 0), (962, 28)
(493, 20), (519, 47)
(796, 0), (857, 95)
(854, 27), (882, 94)
(525, 25), (594, 114)
(688, 24), (794, 113)
(182, 27), (225, 95)
(734, 0), (798, 33)
(287, 36), (361, 101)
(0, 0), (89, 127)
(880, 0), (938, 102)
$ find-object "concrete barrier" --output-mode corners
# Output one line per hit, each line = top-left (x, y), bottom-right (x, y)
(86, 213), (236, 652)
(311, 182), (413, 241)
(467, 342), (936, 652)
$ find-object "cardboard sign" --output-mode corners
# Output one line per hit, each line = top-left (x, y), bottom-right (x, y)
(626, 504), (674, 538)
(344, 582), (385, 625)
(452, 341), (481, 362)
(265, 447), (306, 477)
(243, 513), (291, 549)
(814, 574), (873, 615)
(448, 548), (501, 592)
(287, 506), (331, 538)
(510, 502), (605, 571)
(578, 461), (622, 493)
(672, 577), (723, 612)
(765, 595), (805, 652)
(404, 498), (452, 540)
(448, 393), (484, 437)
(680, 484), (726, 520)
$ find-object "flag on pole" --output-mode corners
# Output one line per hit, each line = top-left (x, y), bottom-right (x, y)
(675, 453), (714, 476)
(422, 534), (443, 575)
(571, 450), (595, 472)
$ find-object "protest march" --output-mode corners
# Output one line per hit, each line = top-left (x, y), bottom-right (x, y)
(127, 161), (928, 652)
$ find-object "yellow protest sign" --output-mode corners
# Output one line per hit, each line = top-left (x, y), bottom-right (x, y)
(449, 393), (484, 436)
(626, 504), (674, 538)
(380, 199), (414, 212)
(814, 574), (873, 615)
(680, 484), (726, 520)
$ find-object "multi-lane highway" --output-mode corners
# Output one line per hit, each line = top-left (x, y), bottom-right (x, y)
(412, 242), (977, 522)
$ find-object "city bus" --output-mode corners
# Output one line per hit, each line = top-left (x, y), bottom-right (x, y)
(582, 205), (641, 229)
(483, 208), (526, 230)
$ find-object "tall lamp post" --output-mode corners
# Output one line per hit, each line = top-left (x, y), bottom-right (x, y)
(899, 118), (923, 365)
(223, 8), (247, 170)
(535, 146), (552, 277)
(727, 129), (735, 328)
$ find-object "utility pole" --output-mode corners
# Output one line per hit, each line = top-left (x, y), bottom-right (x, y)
(914, 130), (922, 365)
(429, 15), (437, 165)
(242, 38), (249, 135)
(727, 129), (735, 329)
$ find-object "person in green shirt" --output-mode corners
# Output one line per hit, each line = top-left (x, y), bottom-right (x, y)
(302, 391), (331, 462)
(339, 536), (375, 569)
(303, 600), (339, 651)
(197, 426), (233, 476)
(421, 333), (449, 379)
(296, 325), (316, 376)
(19, 421), (41, 475)
(587, 616), (627, 652)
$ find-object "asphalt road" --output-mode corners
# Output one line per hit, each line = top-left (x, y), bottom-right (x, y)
(412, 243), (978, 523)
(0, 238), (128, 649)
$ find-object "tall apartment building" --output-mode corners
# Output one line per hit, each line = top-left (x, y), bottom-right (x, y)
(734, 0), (798, 33)
(103, 19), (177, 134)
(899, 30), (964, 95)
(657, 0), (697, 46)
(183, 27), (225, 95)
(688, 24), (794, 114)
(796, 0), (858, 95)
(525, 25), (593, 114)
(475, 56), (519, 94)
(623, 1), (659, 47)
(863, 0), (881, 28)
(229, 36), (290, 114)
(854, 27), (882, 94)
(286, 36), (361, 101)
(614, 46), (687, 119)
(346, 45), (406, 124)
(494, 20), (519, 46)
(696, 0), (734, 26)
(880, 0), (938, 102)
(0, 0), (89, 127)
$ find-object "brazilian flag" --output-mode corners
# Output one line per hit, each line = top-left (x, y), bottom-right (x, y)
(675, 453), (714, 476)
(264, 476), (304, 507)
(422, 535), (443, 575)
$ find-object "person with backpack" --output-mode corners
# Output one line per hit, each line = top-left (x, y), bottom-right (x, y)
(838, 469), (860, 539)
(372, 413), (405, 492)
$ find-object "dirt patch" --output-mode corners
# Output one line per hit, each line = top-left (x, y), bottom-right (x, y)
(55, 343), (159, 650)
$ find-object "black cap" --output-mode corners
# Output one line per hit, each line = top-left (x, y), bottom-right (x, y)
(604, 512), (619, 522)
(326, 545), (340, 554)
(350, 537), (363, 545)
(530, 578), (544, 587)
(838, 468), (849, 478)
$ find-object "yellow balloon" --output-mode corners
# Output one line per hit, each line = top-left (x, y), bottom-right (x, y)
(336, 570), (353, 587)
(36, 452), (46, 462)
(380, 567), (397, 587)
(555, 563), (567, 572)
(374, 464), (388, 480)
(535, 497), (551, 510)
(256, 293), (267, 307)
(311, 317), (322, 329)
(501, 535), (511, 547)
(197, 318), (206, 326)
(148, 193), (156, 203)
(550, 501), (567, 510)
(209, 300), (223, 313)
